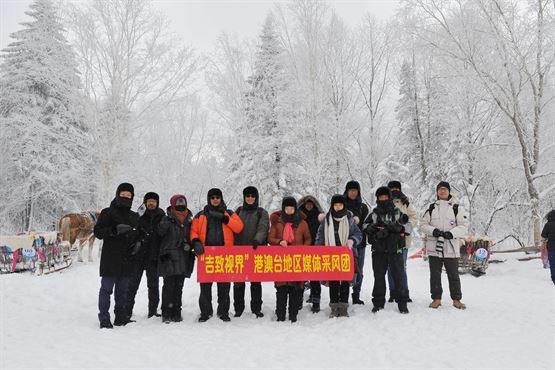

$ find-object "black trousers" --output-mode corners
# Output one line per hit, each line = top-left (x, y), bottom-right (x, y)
(429, 256), (462, 300)
(372, 251), (408, 308)
(329, 281), (350, 303)
(199, 282), (231, 317)
(233, 282), (262, 314)
(275, 284), (302, 320)
(310, 281), (321, 304)
(126, 259), (159, 317)
(161, 274), (186, 317)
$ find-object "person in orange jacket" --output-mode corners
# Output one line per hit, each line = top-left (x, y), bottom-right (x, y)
(191, 188), (243, 322)
(268, 196), (312, 322)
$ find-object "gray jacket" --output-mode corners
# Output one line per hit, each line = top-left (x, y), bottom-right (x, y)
(234, 207), (270, 246)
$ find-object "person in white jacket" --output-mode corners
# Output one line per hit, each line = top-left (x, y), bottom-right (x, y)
(420, 181), (468, 310)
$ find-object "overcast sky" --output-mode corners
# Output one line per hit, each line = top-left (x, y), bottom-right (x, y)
(1, 0), (399, 52)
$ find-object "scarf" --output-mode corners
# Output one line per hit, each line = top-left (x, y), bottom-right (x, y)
(324, 213), (349, 246)
(283, 223), (295, 244)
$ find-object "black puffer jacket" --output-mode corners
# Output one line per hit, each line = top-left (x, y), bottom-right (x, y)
(541, 210), (555, 251)
(157, 209), (195, 278)
(363, 201), (407, 254)
(137, 208), (165, 263)
(94, 199), (140, 277)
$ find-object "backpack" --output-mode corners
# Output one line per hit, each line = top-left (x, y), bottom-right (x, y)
(426, 203), (458, 219)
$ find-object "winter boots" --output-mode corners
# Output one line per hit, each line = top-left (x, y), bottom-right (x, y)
(311, 302), (321, 313)
(352, 293), (365, 305)
(371, 305), (384, 313)
(329, 303), (349, 318)
(452, 300), (466, 310)
(99, 319), (113, 329)
(398, 302), (409, 314)
(429, 299), (442, 309)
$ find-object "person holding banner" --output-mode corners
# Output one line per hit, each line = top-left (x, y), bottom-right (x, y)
(315, 194), (362, 318)
(363, 186), (410, 314)
(157, 195), (198, 323)
(233, 186), (269, 318)
(192, 188), (244, 322)
(268, 196), (312, 322)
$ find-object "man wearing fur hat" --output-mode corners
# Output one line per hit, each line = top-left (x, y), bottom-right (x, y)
(420, 181), (468, 310)
(233, 186), (269, 318)
(125, 192), (165, 320)
(363, 186), (410, 314)
(191, 188), (244, 322)
(94, 183), (140, 328)
(343, 180), (370, 305)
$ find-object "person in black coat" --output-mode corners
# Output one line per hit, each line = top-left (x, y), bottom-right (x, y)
(157, 194), (199, 323)
(233, 186), (269, 318)
(298, 195), (324, 313)
(125, 192), (165, 320)
(344, 181), (370, 305)
(94, 183), (140, 329)
(541, 210), (555, 285)
(363, 186), (409, 314)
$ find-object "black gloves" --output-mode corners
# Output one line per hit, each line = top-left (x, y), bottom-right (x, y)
(252, 240), (261, 250)
(192, 238), (204, 255)
(114, 224), (134, 235)
(209, 211), (229, 224)
(432, 229), (454, 239)
(399, 213), (409, 225)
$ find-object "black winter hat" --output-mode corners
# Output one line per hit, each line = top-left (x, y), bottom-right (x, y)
(207, 188), (223, 202)
(345, 180), (361, 192)
(436, 181), (451, 192)
(546, 210), (555, 222)
(282, 196), (297, 210)
(243, 186), (259, 199)
(116, 183), (134, 197)
(375, 186), (391, 199)
(331, 194), (346, 205)
(387, 181), (402, 191)
(143, 192), (159, 203)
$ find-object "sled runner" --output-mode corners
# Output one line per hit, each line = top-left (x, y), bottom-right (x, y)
(459, 237), (492, 276)
(0, 232), (71, 275)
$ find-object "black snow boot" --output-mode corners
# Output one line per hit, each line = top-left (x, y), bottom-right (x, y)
(352, 293), (365, 305)
(311, 302), (321, 313)
(113, 315), (135, 326)
(99, 319), (113, 329)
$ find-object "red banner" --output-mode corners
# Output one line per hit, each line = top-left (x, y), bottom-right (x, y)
(197, 246), (354, 283)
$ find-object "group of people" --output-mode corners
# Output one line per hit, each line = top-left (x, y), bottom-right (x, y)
(93, 179), (472, 328)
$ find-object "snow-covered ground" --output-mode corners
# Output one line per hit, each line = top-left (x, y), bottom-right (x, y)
(1, 247), (553, 369)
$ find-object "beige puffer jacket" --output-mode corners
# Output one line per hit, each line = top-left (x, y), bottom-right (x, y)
(420, 197), (468, 258)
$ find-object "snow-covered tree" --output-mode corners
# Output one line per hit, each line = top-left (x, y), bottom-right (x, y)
(0, 0), (95, 232)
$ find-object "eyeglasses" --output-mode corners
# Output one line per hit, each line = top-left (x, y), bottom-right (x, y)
(210, 196), (221, 200)
(245, 195), (256, 199)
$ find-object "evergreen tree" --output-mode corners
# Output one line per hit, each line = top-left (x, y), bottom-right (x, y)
(0, 0), (95, 232)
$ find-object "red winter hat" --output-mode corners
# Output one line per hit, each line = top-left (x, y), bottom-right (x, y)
(170, 194), (187, 208)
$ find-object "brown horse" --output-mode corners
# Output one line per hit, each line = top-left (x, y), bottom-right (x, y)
(58, 212), (100, 262)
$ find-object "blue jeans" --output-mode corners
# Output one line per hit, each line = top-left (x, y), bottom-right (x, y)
(353, 247), (366, 294)
(98, 276), (129, 322)
(548, 249), (555, 284)
(387, 248), (409, 296)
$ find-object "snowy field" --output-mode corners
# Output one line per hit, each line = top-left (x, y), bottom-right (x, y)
(1, 246), (553, 370)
